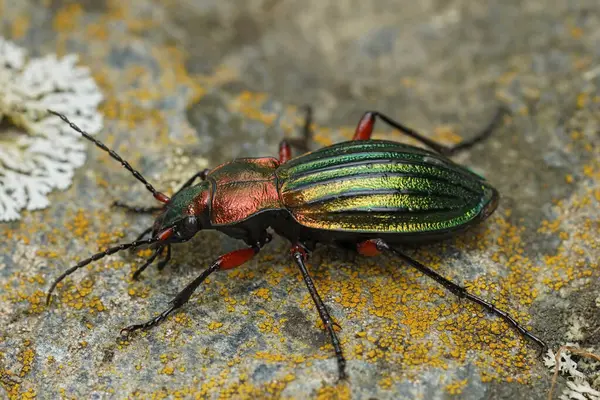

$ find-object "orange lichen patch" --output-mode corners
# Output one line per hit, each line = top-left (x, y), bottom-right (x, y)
(87, 296), (106, 313)
(52, 3), (83, 34)
(401, 77), (416, 88)
(315, 384), (351, 400)
(215, 373), (295, 399)
(565, 174), (574, 184)
(10, 14), (30, 39)
(432, 125), (463, 145)
(228, 269), (256, 281)
(570, 26), (584, 39)
(53, 278), (106, 313)
(255, 311), (288, 343)
(99, 99), (167, 130)
(3, 268), (46, 314)
(126, 284), (151, 301)
(576, 92), (588, 109)
(537, 158), (599, 291)
(17, 341), (35, 378)
(18, 290), (46, 314)
(254, 351), (288, 363)
(378, 376), (393, 389)
(161, 365), (175, 375)
(445, 378), (468, 395)
(96, 232), (126, 250)
(0, 341), (36, 398)
(154, 46), (206, 99)
(173, 313), (192, 328)
(252, 287), (271, 301)
(3, 225), (31, 244)
(312, 126), (335, 147)
(63, 209), (90, 241)
(214, 287), (238, 313)
(327, 273), (366, 317)
(571, 130), (583, 140)
(191, 65), (240, 91)
(2, 382), (36, 400)
(207, 321), (224, 331)
(134, 248), (154, 259)
(228, 91), (278, 126)
(35, 250), (59, 258)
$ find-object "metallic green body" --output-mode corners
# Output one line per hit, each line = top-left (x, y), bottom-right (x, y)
(276, 140), (497, 235)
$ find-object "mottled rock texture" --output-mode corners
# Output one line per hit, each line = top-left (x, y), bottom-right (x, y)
(1, 0), (599, 399)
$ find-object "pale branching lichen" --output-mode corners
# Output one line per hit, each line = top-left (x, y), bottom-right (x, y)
(0, 36), (103, 221)
(545, 344), (600, 399)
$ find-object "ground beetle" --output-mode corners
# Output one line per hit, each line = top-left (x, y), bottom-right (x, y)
(46, 107), (547, 380)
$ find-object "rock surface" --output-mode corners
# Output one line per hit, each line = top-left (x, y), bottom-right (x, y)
(1, 0), (599, 399)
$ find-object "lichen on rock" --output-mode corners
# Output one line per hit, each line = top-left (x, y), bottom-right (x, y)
(0, 36), (103, 221)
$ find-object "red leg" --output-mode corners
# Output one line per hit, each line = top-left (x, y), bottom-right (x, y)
(356, 239), (381, 256)
(121, 247), (258, 335)
(353, 109), (503, 155)
(279, 105), (313, 163)
(279, 140), (292, 163)
(219, 247), (257, 270)
(352, 112), (376, 141)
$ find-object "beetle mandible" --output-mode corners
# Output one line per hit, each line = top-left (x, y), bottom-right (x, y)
(46, 107), (547, 380)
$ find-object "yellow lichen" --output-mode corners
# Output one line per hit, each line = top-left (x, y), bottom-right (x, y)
(445, 379), (468, 395)
(252, 287), (271, 301)
(207, 321), (224, 331)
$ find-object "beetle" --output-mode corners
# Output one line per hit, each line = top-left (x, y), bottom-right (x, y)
(46, 107), (546, 380)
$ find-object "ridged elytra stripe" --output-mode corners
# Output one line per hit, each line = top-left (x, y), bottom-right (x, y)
(276, 139), (495, 234)
(282, 175), (480, 206)
(297, 193), (469, 214)
(280, 163), (482, 195)
(295, 188), (462, 206)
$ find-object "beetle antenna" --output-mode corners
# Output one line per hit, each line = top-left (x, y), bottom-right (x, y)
(48, 110), (170, 204)
(46, 235), (163, 305)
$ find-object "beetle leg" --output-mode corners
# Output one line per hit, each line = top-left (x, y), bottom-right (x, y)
(120, 246), (259, 335)
(352, 108), (503, 156)
(279, 105), (313, 163)
(157, 245), (172, 271)
(289, 105), (313, 152)
(279, 140), (292, 163)
(290, 244), (347, 380)
(132, 247), (163, 280)
(173, 168), (211, 196)
(357, 239), (548, 353)
(133, 227), (153, 242)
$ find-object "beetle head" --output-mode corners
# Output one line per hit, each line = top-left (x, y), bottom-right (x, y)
(152, 181), (212, 244)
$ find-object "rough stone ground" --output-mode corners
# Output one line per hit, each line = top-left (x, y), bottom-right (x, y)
(1, 0), (599, 399)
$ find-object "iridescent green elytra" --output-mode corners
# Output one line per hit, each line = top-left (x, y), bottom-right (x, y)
(277, 140), (498, 236)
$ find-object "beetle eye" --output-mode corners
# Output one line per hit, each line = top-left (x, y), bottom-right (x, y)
(180, 216), (200, 237)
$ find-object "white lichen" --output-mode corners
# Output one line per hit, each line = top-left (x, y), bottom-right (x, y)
(545, 344), (600, 399)
(0, 37), (103, 221)
(545, 346), (587, 380)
